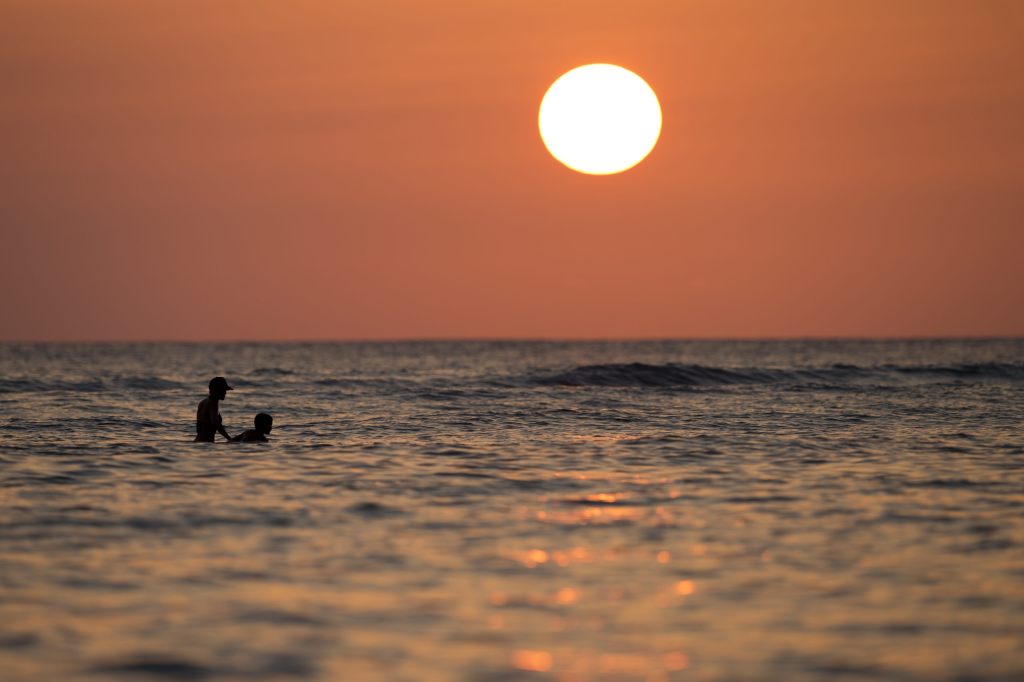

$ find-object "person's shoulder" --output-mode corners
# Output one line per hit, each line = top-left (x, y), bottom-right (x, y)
(231, 429), (265, 443)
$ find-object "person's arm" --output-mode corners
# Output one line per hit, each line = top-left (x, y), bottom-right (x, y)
(214, 403), (232, 441)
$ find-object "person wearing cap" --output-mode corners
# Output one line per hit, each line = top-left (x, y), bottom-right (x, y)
(194, 376), (234, 443)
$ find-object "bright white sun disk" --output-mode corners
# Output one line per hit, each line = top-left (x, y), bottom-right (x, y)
(538, 64), (662, 175)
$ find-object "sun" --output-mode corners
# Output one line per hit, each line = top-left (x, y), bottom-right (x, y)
(538, 64), (662, 175)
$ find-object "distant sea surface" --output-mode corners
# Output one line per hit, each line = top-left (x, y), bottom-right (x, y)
(2, 340), (1023, 682)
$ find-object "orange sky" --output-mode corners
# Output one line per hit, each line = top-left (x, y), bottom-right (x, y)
(2, 0), (1022, 340)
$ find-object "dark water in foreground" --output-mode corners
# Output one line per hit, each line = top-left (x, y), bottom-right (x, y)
(1, 340), (1023, 681)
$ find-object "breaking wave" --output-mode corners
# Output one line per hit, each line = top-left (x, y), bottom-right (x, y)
(536, 362), (1024, 388)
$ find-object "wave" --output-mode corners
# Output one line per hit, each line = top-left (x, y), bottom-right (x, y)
(886, 362), (1024, 380)
(250, 367), (297, 377)
(0, 376), (186, 394)
(114, 376), (186, 391)
(2, 362), (1021, 395)
(535, 361), (1024, 388)
(0, 378), (107, 393)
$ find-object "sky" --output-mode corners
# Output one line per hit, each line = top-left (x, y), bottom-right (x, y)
(2, 0), (1022, 341)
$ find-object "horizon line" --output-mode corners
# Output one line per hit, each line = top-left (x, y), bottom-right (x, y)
(2, 334), (1022, 345)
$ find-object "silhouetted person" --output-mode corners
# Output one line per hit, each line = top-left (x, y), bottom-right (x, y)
(195, 376), (233, 443)
(231, 413), (273, 443)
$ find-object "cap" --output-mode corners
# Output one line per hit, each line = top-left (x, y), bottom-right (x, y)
(209, 376), (234, 391)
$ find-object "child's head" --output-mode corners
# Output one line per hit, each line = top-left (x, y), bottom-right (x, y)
(255, 412), (273, 434)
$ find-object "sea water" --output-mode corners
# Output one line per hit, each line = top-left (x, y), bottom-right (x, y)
(1, 340), (1022, 681)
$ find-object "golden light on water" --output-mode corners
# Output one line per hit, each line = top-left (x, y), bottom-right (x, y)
(534, 504), (646, 526)
(513, 650), (553, 672)
(581, 492), (629, 503)
(674, 580), (695, 596)
(664, 651), (690, 671)
(554, 587), (578, 605)
(521, 549), (549, 567)
(512, 546), (599, 568)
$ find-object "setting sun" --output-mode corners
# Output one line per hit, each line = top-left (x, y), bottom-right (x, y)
(538, 64), (662, 175)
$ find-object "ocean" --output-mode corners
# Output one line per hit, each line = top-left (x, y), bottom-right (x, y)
(1, 340), (1023, 681)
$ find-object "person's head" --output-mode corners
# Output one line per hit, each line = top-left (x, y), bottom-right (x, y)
(209, 376), (233, 400)
(254, 412), (273, 435)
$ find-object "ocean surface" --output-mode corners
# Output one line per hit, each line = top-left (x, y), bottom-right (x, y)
(1, 340), (1023, 682)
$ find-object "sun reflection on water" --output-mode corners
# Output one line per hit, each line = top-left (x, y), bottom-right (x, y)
(512, 649), (553, 672)
(674, 580), (696, 596)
